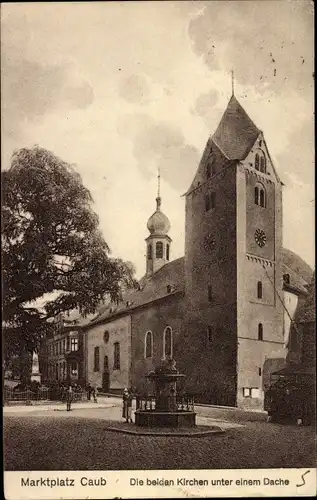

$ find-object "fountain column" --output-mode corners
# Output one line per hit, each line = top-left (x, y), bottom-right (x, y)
(30, 352), (41, 383)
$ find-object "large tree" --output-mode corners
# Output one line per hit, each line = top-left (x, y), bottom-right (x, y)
(2, 146), (137, 363)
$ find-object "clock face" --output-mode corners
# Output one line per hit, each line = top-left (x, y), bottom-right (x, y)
(204, 233), (216, 252)
(254, 229), (267, 247)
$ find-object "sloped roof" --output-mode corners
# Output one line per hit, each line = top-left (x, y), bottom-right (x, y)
(62, 310), (95, 327)
(212, 95), (260, 160)
(296, 272), (315, 323)
(87, 248), (311, 327)
(282, 263), (310, 295)
(281, 248), (313, 285)
(89, 257), (185, 326)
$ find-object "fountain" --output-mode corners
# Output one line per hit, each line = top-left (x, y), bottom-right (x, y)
(135, 358), (196, 427)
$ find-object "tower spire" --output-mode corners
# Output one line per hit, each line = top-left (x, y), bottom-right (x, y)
(156, 165), (161, 210)
(231, 69), (235, 96)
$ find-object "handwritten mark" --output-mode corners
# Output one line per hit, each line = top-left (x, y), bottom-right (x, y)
(296, 470), (310, 488)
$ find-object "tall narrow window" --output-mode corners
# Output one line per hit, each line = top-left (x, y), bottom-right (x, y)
(208, 285), (213, 302)
(255, 153), (260, 170)
(104, 355), (109, 370)
(254, 183), (266, 207)
(166, 243), (170, 261)
(163, 327), (173, 358)
(206, 161), (214, 179)
(254, 186), (259, 205)
(258, 323), (263, 341)
(94, 346), (100, 372)
(257, 281), (263, 299)
(71, 362), (78, 376)
(207, 326), (213, 343)
(210, 192), (216, 209)
(70, 337), (78, 351)
(113, 342), (120, 370)
(205, 192), (216, 212)
(205, 194), (211, 211)
(260, 155), (266, 173)
(206, 163), (211, 179)
(156, 241), (163, 258)
(144, 331), (153, 358)
(147, 244), (152, 260)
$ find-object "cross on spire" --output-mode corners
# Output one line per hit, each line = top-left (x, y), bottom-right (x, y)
(231, 69), (235, 96)
(156, 165), (161, 210)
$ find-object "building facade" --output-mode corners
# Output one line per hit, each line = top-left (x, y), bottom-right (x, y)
(82, 95), (312, 409)
(40, 313), (87, 386)
(39, 96), (312, 407)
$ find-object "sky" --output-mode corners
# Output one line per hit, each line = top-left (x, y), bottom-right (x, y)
(1, 1), (315, 278)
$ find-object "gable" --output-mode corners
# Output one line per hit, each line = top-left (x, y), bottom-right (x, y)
(242, 133), (282, 184)
(185, 139), (230, 196)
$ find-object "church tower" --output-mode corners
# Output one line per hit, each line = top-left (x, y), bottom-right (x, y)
(145, 170), (172, 276)
(183, 90), (285, 408)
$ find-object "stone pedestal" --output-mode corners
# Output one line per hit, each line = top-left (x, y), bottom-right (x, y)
(135, 358), (196, 428)
(30, 352), (41, 383)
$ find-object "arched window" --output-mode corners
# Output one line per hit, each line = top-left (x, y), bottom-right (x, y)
(166, 243), (170, 261)
(147, 244), (152, 260)
(156, 241), (163, 258)
(113, 342), (120, 370)
(257, 281), (263, 299)
(94, 346), (100, 372)
(104, 355), (109, 371)
(258, 323), (263, 341)
(144, 331), (153, 358)
(163, 327), (173, 358)
(254, 183), (266, 208)
(255, 150), (266, 173)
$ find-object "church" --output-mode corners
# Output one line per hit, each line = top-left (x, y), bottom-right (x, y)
(82, 94), (312, 409)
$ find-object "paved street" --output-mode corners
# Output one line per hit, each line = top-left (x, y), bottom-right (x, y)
(4, 398), (316, 471)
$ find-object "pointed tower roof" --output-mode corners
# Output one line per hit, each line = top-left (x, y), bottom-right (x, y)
(212, 95), (260, 160)
(146, 167), (171, 236)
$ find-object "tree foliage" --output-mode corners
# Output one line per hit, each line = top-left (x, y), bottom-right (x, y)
(2, 146), (137, 358)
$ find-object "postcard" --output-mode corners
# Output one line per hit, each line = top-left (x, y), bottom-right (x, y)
(2, 1), (315, 499)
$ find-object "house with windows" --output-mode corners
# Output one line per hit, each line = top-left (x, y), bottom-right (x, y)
(82, 94), (312, 409)
(40, 311), (92, 386)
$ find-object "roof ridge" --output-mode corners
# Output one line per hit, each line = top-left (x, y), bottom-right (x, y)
(212, 95), (260, 161)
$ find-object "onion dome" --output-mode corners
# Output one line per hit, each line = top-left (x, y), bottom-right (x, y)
(147, 196), (171, 235)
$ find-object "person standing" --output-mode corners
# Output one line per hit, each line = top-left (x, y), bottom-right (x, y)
(127, 388), (133, 423)
(122, 388), (133, 423)
(86, 383), (92, 401)
(122, 388), (129, 423)
(66, 385), (73, 411)
(91, 385), (98, 403)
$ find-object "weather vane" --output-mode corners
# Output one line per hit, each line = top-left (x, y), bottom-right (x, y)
(231, 69), (235, 96)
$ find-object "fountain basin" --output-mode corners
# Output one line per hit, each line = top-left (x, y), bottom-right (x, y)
(135, 410), (196, 428)
(135, 358), (197, 428)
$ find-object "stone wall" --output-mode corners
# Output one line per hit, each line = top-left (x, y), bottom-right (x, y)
(85, 315), (131, 390)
